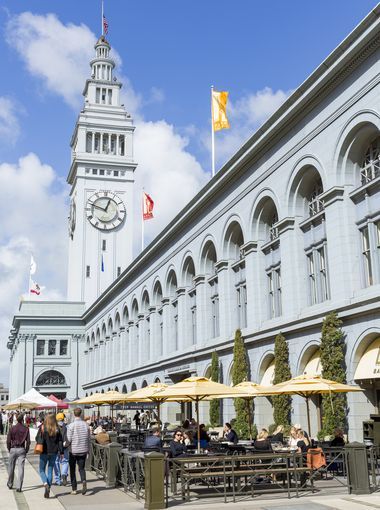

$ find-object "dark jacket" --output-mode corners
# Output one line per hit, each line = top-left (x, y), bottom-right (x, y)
(7, 423), (30, 452)
(271, 432), (284, 444)
(253, 439), (272, 452)
(225, 429), (239, 444)
(297, 439), (310, 453)
(37, 426), (63, 455)
(170, 440), (187, 457)
(144, 434), (162, 449)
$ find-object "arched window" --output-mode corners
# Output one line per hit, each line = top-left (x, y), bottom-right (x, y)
(122, 384), (127, 393)
(182, 256), (196, 345)
(308, 178), (324, 216)
(361, 137), (380, 184)
(36, 370), (66, 386)
(201, 240), (219, 339)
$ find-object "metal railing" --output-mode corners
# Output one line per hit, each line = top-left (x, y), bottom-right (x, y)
(89, 441), (109, 481)
(117, 450), (146, 500)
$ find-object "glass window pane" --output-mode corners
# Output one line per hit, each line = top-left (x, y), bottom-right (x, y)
(60, 340), (68, 356)
(48, 339), (57, 356)
(37, 339), (45, 356)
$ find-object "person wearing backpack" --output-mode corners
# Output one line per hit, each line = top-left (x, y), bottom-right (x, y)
(36, 413), (63, 498)
(54, 413), (69, 486)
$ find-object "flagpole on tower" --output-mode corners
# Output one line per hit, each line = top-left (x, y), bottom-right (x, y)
(141, 189), (145, 252)
(101, 0), (104, 36)
(211, 85), (215, 178)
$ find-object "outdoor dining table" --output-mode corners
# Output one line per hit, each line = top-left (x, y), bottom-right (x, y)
(169, 450), (308, 502)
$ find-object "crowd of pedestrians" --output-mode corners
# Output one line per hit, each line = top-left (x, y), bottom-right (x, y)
(4, 407), (90, 499)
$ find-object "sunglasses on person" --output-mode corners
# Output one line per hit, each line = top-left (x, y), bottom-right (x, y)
(175, 433), (183, 437)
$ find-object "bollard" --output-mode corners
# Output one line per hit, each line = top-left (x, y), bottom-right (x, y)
(86, 437), (95, 470)
(144, 452), (165, 510)
(108, 431), (118, 442)
(344, 442), (371, 495)
(106, 441), (122, 488)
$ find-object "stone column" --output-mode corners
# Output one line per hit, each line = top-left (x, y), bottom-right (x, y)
(176, 287), (186, 351)
(215, 260), (231, 340)
(321, 186), (354, 301)
(161, 298), (170, 356)
(241, 241), (258, 330)
(128, 320), (135, 368)
(119, 326), (125, 373)
(137, 313), (144, 366)
(194, 275), (207, 345)
(275, 217), (298, 317)
(148, 306), (157, 360)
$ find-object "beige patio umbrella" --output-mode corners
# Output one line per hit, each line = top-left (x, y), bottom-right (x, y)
(214, 381), (268, 440)
(157, 376), (248, 451)
(120, 383), (169, 428)
(262, 374), (363, 436)
(73, 390), (126, 429)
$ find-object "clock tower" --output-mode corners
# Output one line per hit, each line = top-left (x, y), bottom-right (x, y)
(67, 36), (136, 306)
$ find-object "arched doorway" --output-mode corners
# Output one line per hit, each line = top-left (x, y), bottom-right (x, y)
(35, 370), (67, 400)
(256, 356), (275, 429)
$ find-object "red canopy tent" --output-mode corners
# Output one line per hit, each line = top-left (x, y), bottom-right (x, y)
(48, 394), (69, 409)
(37, 394), (69, 410)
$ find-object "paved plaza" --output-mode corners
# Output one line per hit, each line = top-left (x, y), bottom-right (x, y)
(1, 438), (380, 510)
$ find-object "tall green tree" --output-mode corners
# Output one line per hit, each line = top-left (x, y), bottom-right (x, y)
(209, 351), (220, 427)
(232, 329), (251, 439)
(272, 332), (292, 426)
(320, 311), (347, 436)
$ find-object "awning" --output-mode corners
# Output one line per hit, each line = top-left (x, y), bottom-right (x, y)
(260, 360), (275, 386)
(303, 350), (321, 376)
(354, 337), (380, 380)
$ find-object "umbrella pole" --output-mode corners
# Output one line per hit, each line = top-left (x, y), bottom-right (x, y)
(157, 401), (161, 431)
(196, 399), (200, 453)
(306, 396), (311, 438)
(246, 398), (253, 441)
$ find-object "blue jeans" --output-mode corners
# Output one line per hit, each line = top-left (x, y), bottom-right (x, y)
(39, 453), (57, 486)
(54, 449), (69, 484)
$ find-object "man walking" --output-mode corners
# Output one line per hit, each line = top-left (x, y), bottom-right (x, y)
(66, 408), (91, 495)
(6, 413), (30, 492)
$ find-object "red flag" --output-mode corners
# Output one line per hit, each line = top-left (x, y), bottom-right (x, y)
(143, 192), (154, 220)
(103, 15), (109, 35)
(30, 280), (41, 295)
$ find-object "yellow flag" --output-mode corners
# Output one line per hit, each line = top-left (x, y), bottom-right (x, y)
(212, 90), (230, 131)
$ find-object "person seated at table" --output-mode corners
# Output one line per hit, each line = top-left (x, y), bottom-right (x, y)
(294, 423), (309, 440)
(194, 424), (210, 448)
(170, 430), (188, 457)
(270, 425), (284, 444)
(254, 429), (272, 452)
(189, 418), (197, 429)
(330, 428), (345, 447)
(296, 429), (310, 453)
(143, 426), (162, 450)
(183, 430), (194, 446)
(182, 419), (190, 429)
(288, 426), (299, 447)
(223, 423), (238, 444)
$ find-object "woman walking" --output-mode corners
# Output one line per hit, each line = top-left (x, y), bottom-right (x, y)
(36, 414), (63, 498)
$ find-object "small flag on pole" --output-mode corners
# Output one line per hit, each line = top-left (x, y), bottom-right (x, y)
(103, 15), (109, 35)
(30, 255), (37, 275)
(101, 254), (105, 272)
(211, 90), (230, 132)
(143, 192), (154, 220)
(30, 280), (41, 295)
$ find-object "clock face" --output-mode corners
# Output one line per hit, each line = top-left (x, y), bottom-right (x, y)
(68, 199), (76, 238)
(86, 191), (126, 230)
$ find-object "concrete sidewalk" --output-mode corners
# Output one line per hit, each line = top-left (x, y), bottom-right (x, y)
(2, 437), (380, 509)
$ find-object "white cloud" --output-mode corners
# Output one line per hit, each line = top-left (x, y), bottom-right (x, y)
(0, 97), (21, 145)
(134, 121), (208, 248)
(0, 154), (67, 382)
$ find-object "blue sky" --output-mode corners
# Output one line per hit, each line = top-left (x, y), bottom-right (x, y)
(0, 0), (377, 384)
(0, 1), (377, 174)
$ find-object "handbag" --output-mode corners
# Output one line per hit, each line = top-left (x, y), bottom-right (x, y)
(34, 443), (43, 454)
(34, 425), (44, 454)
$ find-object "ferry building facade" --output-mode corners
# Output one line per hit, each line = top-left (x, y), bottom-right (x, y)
(7, 7), (380, 440)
